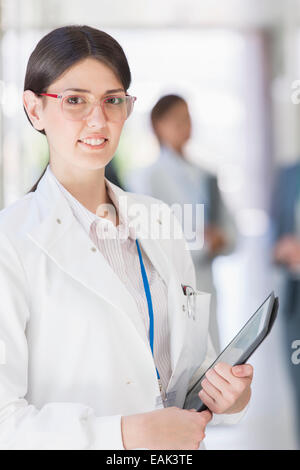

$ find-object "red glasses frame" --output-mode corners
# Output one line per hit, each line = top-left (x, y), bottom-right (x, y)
(37, 91), (137, 122)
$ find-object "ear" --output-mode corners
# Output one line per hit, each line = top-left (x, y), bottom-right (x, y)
(23, 90), (45, 131)
(153, 118), (165, 143)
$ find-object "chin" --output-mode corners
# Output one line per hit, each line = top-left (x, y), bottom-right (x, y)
(72, 153), (112, 171)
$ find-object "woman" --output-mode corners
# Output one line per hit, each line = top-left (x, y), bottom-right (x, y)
(0, 25), (253, 450)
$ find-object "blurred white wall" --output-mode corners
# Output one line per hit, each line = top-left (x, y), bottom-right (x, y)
(0, 0), (286, 29)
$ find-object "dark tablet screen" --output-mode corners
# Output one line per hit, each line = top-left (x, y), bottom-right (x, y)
(213, 293), (273, 366)
(184, 292), (275, 410)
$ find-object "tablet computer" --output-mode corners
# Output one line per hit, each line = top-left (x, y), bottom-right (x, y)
(183, 291), (279, 411)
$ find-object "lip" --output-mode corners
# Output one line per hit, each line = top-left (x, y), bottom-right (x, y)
(79, 134), (108, 140)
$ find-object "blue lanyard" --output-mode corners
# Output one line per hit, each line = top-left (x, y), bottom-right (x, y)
(135, 239), (160, 382)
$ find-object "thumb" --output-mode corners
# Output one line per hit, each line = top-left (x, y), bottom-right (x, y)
(232, 364), (253, 377)
(199, 409), (213, 423)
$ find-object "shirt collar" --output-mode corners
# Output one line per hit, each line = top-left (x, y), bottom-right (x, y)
(47, 164), (136, 242)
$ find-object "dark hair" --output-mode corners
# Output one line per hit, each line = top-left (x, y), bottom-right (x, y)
(24, 24), (132, 192)
(150, 94), (186, 143)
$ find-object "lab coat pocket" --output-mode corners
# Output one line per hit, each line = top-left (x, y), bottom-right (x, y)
(181, 285), (211, 369)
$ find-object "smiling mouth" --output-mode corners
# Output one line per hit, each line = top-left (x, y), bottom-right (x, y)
(78, 138), (108, 149)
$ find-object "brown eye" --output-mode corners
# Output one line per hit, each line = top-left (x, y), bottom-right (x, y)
(104, 96), (124, 105)
(66, 96), (86, 105)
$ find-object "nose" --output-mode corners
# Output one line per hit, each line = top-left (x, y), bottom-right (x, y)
(86, 102), (107, 128)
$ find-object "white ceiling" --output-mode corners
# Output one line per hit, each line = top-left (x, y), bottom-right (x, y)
(0, 0), (295, 30)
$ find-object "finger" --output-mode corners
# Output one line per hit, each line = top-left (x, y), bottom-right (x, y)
(198, 409), (213, 424)
(198, 389), (218, 413)
(204, 367), (230, 392)
(213, 362), (234, 382)
(201, 378), (223, 401)
(214, 362), (252, 386)
(232, 363), (253, 378)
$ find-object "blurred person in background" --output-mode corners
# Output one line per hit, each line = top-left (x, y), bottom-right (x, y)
(272, 160), (300, 441)
(125, 95), (237, 353)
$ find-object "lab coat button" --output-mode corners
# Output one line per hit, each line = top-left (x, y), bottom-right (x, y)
(157, 218), (162, 225)
(182, 304), (186, 312)
(91, 247), (97, 252)
(56, 218), (62, 224)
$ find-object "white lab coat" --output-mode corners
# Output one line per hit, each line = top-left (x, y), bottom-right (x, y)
(0, 167), (246, 450)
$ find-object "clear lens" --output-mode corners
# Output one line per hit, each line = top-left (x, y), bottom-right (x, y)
(62, 95), (89, 120)
(103, 96), (127, 122)
(62, 93), (135, 122)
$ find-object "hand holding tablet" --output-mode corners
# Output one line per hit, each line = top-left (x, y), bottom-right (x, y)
(197, 361), (254, 414)
(184, 292), (279, 412)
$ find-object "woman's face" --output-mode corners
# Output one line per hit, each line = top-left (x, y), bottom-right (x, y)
(155, 101), (192, 152)
(24, 57), (126, 173)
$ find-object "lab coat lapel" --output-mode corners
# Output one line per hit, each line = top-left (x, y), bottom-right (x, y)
(26, 168), (149, 348)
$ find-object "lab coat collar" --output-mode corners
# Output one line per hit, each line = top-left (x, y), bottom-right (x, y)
(47, 165), (137, 242)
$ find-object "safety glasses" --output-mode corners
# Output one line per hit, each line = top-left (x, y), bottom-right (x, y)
(37, 90), (137, 122)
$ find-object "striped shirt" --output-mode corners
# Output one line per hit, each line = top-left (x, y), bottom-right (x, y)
(47, 165), (172, 398)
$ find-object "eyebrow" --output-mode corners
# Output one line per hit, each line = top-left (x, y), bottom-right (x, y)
(63, 87), (125, 94)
